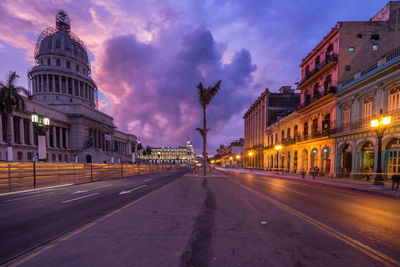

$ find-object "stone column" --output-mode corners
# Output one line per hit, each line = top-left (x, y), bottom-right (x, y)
(66, 77), (69, 94)
(72, 79), (75, 96)
(46, 128), (50, 147)
(350, 143), (357, 179)
(53, 75), (56, 92)
(59, 76), (62, 94)
(19, 118), (25, 145)
(59, 127), (63, 149)
(65, 129), (69, 148)
(29, 121), (34, 146)
(40, 75), (44, 92)
(53, 126), (56, 147)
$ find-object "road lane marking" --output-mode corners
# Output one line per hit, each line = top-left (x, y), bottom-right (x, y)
(8, 179), (177, 266)
(71, 184), (112, 194)
(119, 185), (147, 195)
(229, 178), (400, 267)
(62, 193), (99, 203)
(144, 178), (152, 182)
(5, 192), (54, 203)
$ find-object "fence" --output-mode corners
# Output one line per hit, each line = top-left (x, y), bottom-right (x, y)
(0, 163), (182, 193)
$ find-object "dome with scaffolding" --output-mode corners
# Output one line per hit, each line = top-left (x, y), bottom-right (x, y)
(34, 10), (89, 68)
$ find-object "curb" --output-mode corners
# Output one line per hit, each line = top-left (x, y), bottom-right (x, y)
(217, 168), (400, 199)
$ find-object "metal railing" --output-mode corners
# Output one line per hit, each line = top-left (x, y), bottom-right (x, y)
(0, 163), (182, 193)
(299, 54), (338, 86)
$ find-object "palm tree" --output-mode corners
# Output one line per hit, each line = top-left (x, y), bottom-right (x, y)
(196, 80), (221, 176)
(0, 71), (31, 161)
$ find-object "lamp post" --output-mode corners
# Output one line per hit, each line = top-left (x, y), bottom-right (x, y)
(236, 155), (241, 167)
(370, 112), (391, 186)
(31, 111), (50, 162)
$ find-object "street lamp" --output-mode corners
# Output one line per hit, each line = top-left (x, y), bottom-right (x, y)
(248, 151), (253, 167)
(370, 111), (391, 186)
(31, 111), (50, 162)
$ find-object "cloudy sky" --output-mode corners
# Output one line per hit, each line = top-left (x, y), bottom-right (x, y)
(0, 0), (389, 154)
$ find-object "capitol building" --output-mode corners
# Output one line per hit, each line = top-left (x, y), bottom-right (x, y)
(0, 11), (137, 163)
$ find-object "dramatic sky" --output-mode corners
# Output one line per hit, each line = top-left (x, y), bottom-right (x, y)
(0, 0), (389, 154)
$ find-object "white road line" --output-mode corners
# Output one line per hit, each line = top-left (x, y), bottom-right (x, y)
(71, 184), (112, 194)
(5, 192), (54, 203)
(143, 179), (152, 182)
(119, 185), (147, 195)
(62, 193), (99, 203)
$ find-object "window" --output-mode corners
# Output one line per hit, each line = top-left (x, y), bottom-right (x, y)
(315, 56), (320, 69)
(76, 65), (79, 72)
(40, 59), (43, 65)
(303, 122), (308, 136)
(313, 83), (320, 99)
(357, 33), (363, 39)
(362, 97), (373, 119)
(371, 34), (379, 40)
(56, 59), (61, 66)
(47, 58), (51, 65)
(372, 44), (379, 51)
(388, 87), (400, 111)
(345, 65), (351, 71)
(343, 105), (351, 125)
(66, 61), (71, 69)
(348, 47), (355, 52)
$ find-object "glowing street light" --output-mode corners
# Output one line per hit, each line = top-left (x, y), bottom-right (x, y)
(370, 111), (392, 186)
(248, 152), (253, 156)
(275, 145), (282, 150)
(31, 111), (51, 162)
(236, 155), (240, 159)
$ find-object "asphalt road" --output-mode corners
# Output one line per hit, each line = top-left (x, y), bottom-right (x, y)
(221, 169), (400, 265)
(0, 169), (187, 265)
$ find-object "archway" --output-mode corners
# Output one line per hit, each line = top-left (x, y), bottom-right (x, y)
(310, 148), (318, 169)
(385, 138), (400, 179)
(86, 154), (92, 163)
(293, 151), (298, 173)
(360, 142), (374, 175)
(287, 152), (291, 172)
(322, 147), (331, 175)
(302, 150), (308, 173)
(341, 144), (352, 177)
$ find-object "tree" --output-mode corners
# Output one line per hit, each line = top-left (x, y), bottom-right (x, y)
(0, 71), (31, 161)
(196, 80), (221, 176)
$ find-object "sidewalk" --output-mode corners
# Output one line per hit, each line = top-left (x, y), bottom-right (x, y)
(217, 167), (400, 199)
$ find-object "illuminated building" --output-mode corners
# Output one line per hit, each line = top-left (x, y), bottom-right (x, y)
(140, 139), (195, 164)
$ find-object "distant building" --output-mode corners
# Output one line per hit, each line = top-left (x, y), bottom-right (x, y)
(243, 86), (300, 168)
(140, 139), (195, 164)
(214, 138), (244, 167)
(0, 11), (137, 163)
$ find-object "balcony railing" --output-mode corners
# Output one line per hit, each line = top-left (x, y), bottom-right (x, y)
(332, 108), (400, 135)
(299, 86), (337, 109)
(299, 54), (338, 86)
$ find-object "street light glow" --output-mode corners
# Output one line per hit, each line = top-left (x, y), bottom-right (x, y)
(248, 152), (253, 156)
(236, 155), (240, 159)
(382, 116), (391, 125)
(229, 156), (233, 160)
(370, 119), (379, 127)
(43, 117), (50, 126)
(31, 114), (38, 123)
(275, 145), (282, 150)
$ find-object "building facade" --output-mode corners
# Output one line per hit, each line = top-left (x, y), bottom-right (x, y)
(333, 45), (400, 179)
(214, 138), (244, 167)
(140, 140), (195, 164)
(244, 86), (300, 168)
(0, 11), (137, 163)
(261, 1), (400, 177)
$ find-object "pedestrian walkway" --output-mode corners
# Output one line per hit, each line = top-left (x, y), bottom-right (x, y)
(216, 167), (400, 198)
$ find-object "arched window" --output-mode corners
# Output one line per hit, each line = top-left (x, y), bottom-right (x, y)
(47, 58), (51, 65)
(17, 151), (23, 161)
(27, 152), (32, 161)
(64, 154), (68, 162)
(388, 87), (400, 112)
(362, 96), (373, 119)
(313, 83), (320, 99)
(58, 154), (62, 162)
(66, 61), (71, 69)
(56, 59), (61, 66)
(343, 105), (351, 125)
